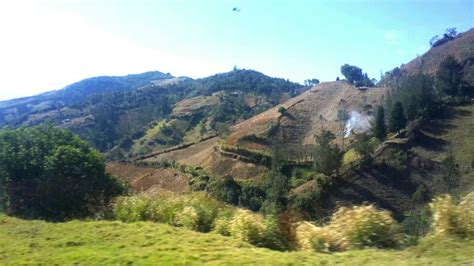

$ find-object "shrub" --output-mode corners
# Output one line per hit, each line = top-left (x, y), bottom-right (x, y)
(429, 194), (474, 238)
(113, 194), (184, 225)
(214, 215), (233, 236)
(176, 195), (221, 232)
(329, 205), (402, 248)
(228, 209), (264, 245)
(295, 222), (340, 252)
(0, 125), (124, 220)
(295, 205), (402, 252)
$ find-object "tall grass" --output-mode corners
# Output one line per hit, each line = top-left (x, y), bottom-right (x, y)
(295, 205), (403, 252)
(430, 193), (474, 238)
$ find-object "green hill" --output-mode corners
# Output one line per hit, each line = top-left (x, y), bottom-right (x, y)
(1, 215), (473, 265)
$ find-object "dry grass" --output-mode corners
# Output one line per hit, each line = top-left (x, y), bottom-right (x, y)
(106, 163), (189, 193)
(226, 81), (386, 150)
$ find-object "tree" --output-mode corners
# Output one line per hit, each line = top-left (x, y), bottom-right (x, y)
(337, 99), (350, 148)
(313, 130), (343, 176)
(304, 78), (320, 87)
(341, 64), (364, 84)
(261, 171), (289, 215)
(436, 56), (464, 97)
(440, 152), (460, 193)
(0, 125), (124, 220)
(430, 28), (458, 47)
(353, 132), (376, 165)
(372, 106), (386, 141)
(388, 102), (407, 133)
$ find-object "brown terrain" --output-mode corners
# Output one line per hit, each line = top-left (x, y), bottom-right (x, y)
(106, 162), (189, 193)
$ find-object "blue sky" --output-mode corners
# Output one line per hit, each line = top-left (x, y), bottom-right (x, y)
(0, 0), (472, 100)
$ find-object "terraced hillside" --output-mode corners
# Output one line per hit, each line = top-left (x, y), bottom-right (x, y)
(226, 81), (386, 150)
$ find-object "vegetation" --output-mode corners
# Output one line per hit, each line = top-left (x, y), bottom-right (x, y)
(0, 125), (124, 220)
(436, 55), (465, 98)
(372, 106), (387, 140)
(430, 27), (459, 47)
(429, 193), (474, 238)
(388, 102), (407, 133)
(296, 205), (402, 252)
(340, 64), (375, 87)
(304, 78), (320, 86)
(313, 130), (343, 176)
(440, 152), (461, 193)
(2, 214), (474, 264)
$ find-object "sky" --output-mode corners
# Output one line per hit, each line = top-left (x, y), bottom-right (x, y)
(0, 0), (472, 101)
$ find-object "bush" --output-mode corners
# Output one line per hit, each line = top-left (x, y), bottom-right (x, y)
(0, 125), (124, 220)
(278, 106), (286, 113)
(329, 205), (402, 248)
(114, 193), (223, 232)
(429, 194), (474, 238)
(295, 205), (402, 252)
(176, 195), (221, 232)
(228, 209), (265, 245)
(113, 194), (184, 224)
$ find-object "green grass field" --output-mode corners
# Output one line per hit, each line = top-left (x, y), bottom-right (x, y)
(1, 215), (473, 265)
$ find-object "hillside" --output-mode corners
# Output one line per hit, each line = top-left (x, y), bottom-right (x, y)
(382, 28), (474, 88)
(0, 69), (304, 153)
(140, 81), (385, 179)
(133, 28), (474, 220)
(0, 71), (173, 125)
(1, 215), (473, 265)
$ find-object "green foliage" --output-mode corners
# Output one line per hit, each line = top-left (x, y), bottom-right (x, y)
(261, 171), (290, 215)
(388, 102), (407, 133)
(440, 152), (461, 193)
(207, 176), (242, 205)
(401, 207), (432, 237)
(390, 74), (439, 122)
(2, 214), (474, 264)
(430, 193), (474, 238)
(353, 133), (377, 165)
(114, 193), (224, 233)
(436, 56), (465, 98)
(0, 125), (124, 220)
(341, 64), (363, 84)
(238, 181), (266, 212)
(340, 64), (374, 87)
(372, 105), (387, 140)
(313, 131), (343, 176)
(304, 78), (320, 87)
(430, 28), (458, 47)
(277, 106), (286, 113)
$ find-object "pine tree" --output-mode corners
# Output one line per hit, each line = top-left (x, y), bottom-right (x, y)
(436, 56), (463, 97)
(373, 106), (386, 140)
(389, 102), (407, 133)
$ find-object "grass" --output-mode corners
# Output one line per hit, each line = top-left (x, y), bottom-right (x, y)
(418, 102), (474, 195)
(1, 215), (474, 265)
(343, 148), (359, 166)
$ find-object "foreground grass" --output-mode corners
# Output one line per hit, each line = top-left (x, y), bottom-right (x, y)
(1, 215), (473, 265)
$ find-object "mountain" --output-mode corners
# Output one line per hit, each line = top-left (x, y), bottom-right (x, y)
(0, 71), (174, 125)
(134, 28), (474, 219)
(0, 69), (305, 153)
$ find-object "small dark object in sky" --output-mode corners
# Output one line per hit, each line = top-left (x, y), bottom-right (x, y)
(233, 7), (241, 12)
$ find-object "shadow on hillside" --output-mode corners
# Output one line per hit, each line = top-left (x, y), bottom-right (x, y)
(417, 131), (448, 151)
(420, 106), (472, 150)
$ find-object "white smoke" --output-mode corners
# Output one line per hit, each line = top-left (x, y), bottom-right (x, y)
(344, 111), (372, 137)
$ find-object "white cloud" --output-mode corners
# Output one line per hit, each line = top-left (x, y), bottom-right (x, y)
(0, 1), (224, 100)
